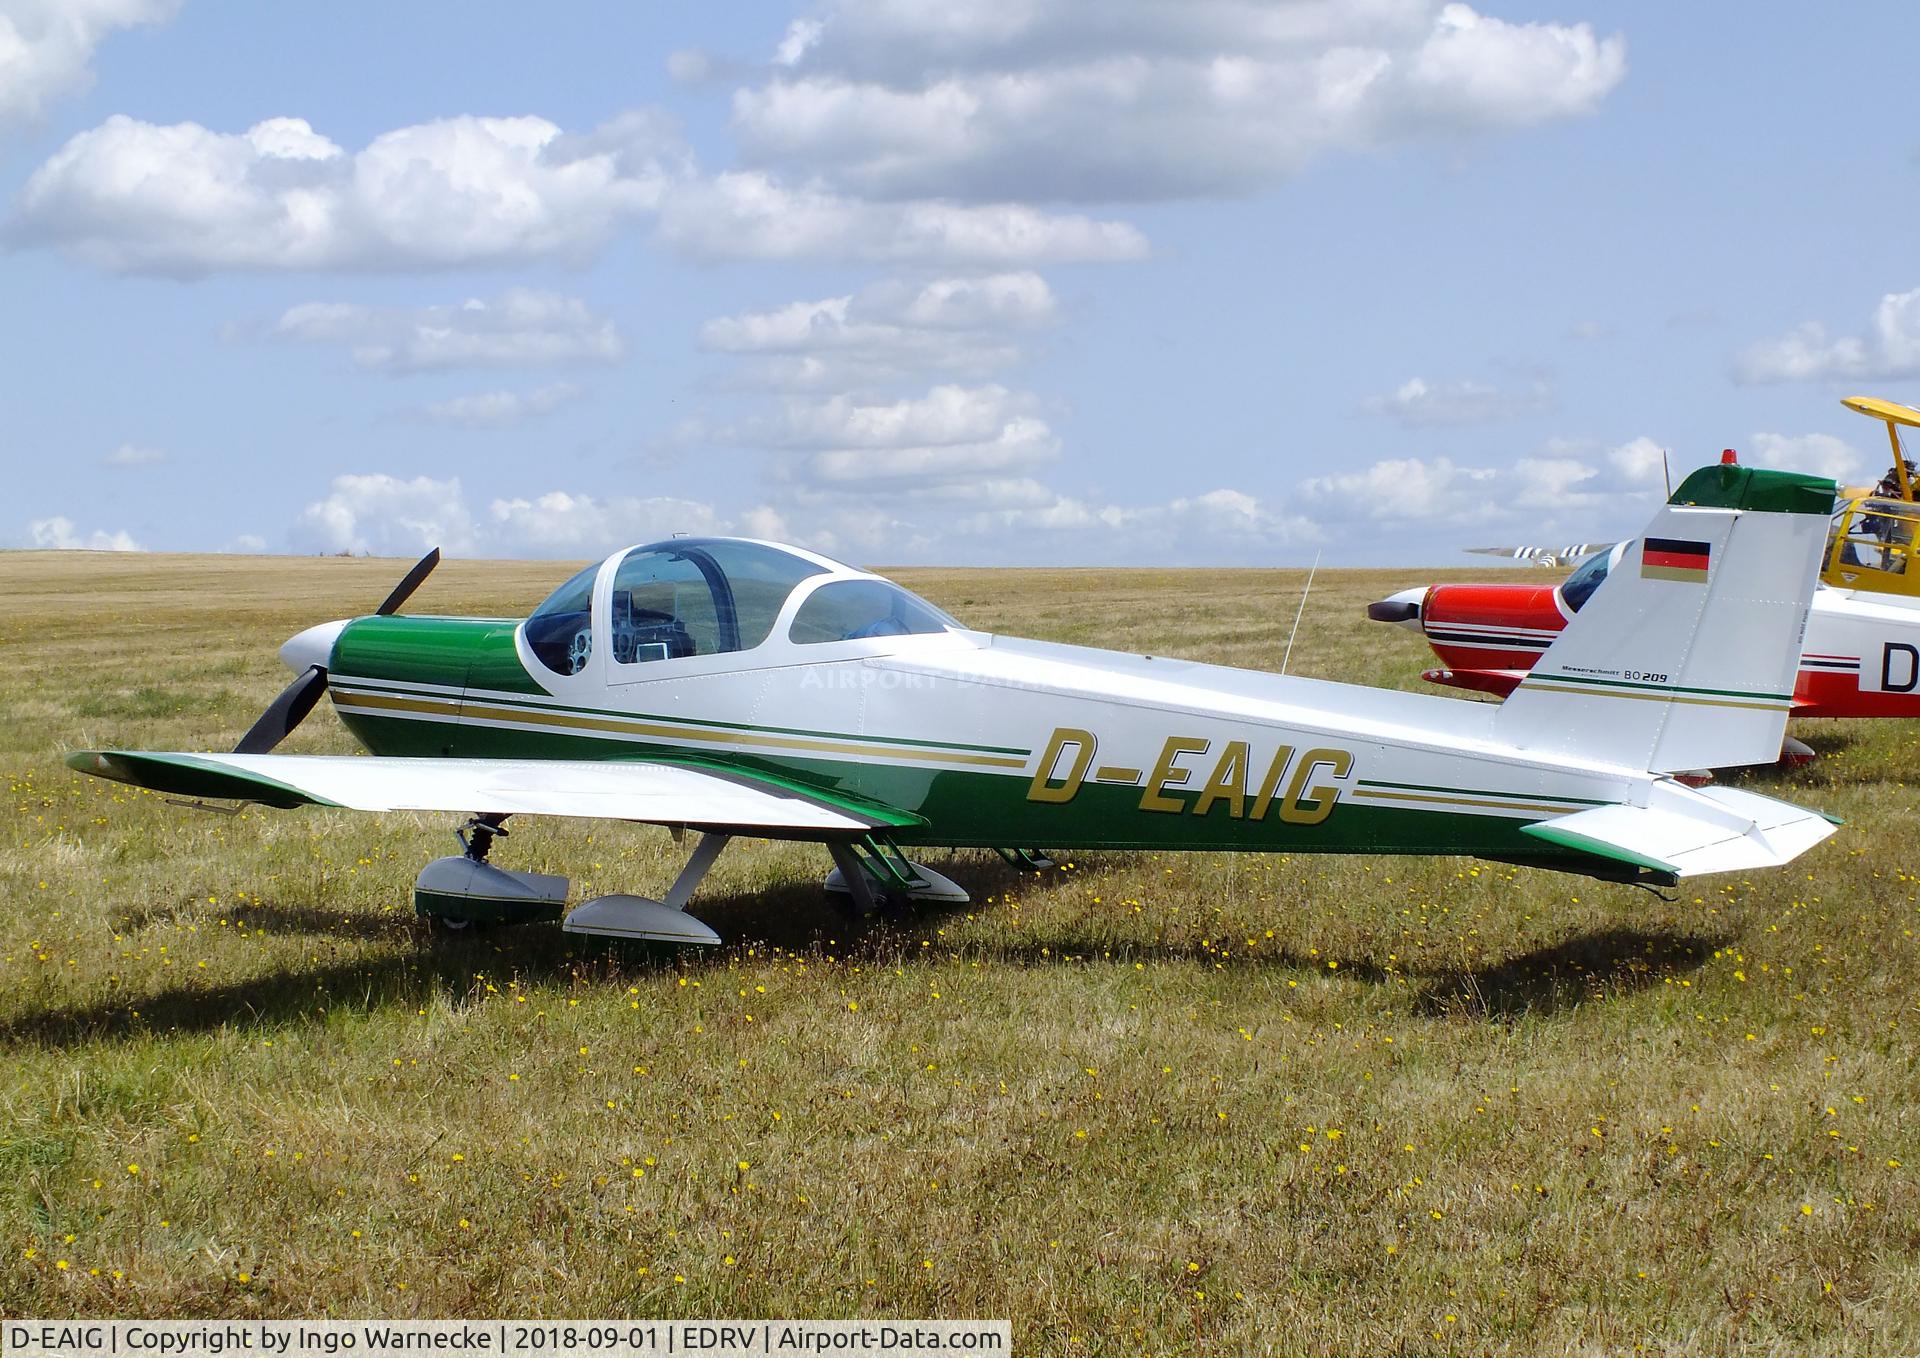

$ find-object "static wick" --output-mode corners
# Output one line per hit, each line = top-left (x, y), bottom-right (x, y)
(1280, 549), (1322, 677)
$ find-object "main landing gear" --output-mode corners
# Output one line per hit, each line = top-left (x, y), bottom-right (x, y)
(823, 835), (970, 916)
(410, 814), (726, 946)
(412, 819), (1064, 945)
(821, 839), (1060, 916)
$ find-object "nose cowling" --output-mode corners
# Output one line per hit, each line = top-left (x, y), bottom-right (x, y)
(1366, 587), (1426, 630)
(280, 619), (351, 674)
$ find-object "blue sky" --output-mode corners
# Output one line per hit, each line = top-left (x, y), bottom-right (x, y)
(4, 1), (1918, 565)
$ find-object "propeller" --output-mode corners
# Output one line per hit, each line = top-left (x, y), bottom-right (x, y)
(232, 548), (440, 756)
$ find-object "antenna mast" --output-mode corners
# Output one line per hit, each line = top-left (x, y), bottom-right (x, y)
(1280, 550), (1322, 677)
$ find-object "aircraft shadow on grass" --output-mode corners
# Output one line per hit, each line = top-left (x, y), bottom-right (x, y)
(1409, 925), (1729, 1020)
(112, 899), (416, 942)
(6, 858), (1725, 1049)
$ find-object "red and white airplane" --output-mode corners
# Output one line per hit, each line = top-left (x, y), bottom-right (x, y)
(1370, 397), (1920, 757)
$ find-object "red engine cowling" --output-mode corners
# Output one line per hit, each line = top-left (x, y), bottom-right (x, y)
(1413, 583), (1568, 697)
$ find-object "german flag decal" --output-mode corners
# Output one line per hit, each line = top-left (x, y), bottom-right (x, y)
(1641, 536), (1711, 583)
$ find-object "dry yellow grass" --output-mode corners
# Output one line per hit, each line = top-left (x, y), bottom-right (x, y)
(1, 549), (1916, 1354)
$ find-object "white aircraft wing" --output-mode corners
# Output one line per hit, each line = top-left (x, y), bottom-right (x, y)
(68, 750), (922, 835)
(1519, 782), (1838, 879)
(1464, 542), (1614, 568)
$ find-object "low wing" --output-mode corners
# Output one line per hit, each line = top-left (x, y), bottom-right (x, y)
(1519, 782), (1838, 880)
(67, 750), (922, 836)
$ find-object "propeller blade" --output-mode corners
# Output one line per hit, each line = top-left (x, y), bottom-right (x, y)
(232, 549), (433, 754)
(233, 665), (328, 755)
(374, 547), (441, 616)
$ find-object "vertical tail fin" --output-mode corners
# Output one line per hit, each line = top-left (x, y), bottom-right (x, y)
(1495, 465), (1834, 773)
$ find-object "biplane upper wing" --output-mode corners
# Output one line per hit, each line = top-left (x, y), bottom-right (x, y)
(66, 751), (924, 835)
(1463, 542), (1614, 568)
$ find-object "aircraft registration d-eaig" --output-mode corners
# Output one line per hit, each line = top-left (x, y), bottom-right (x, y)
(72, 464), (1843, 946)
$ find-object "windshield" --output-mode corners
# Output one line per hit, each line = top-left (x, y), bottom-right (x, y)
(1559, 547), (1615, 614)
(1829, 497), (1920, 578)
(524, 561), (599, 675)
(789, 579), (957, 645)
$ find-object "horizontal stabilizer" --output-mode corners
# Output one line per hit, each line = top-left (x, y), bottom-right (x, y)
(67, 750), (921, 836)
(1520, 782), (1838, 879)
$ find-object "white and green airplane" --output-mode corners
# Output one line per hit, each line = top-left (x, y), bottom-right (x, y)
(72, 464), (1842, 946)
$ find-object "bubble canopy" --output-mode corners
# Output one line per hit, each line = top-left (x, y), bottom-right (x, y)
(522, 538), (959, 676)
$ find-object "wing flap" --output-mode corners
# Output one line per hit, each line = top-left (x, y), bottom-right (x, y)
(1519, 781), (1839, 879)
(68, 751), (922, 835)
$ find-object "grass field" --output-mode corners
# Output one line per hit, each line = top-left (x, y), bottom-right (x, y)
(1, 549), (1916, 1355)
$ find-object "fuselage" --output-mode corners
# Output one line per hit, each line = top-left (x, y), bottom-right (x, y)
(319, 599), (1648, 871)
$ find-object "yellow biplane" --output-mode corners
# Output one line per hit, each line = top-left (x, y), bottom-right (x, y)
(1825, 395), (1920, 594)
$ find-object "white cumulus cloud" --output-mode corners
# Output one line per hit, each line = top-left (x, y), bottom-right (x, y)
(952, 487), (1321, 562)
(10, 99), (1157, 271)
(1364, 375), (1551, 427)
(26, 515), (142, 550)
(1295, 454), (1501, 520)
(654, 170), (1147, 263)
(485, 491), (729, 556)
(774, 383), (1036, 449)
(700, 272), (1056, 389)
(806, 417), (1057, 485)
(290, 474), (779, 560)
(1736, 286), (1920, 384)
(294, 475), (481, 557)
(8, 110), (686, 275)
(420, 382), (585, 428)
(726, 384), (1062, 488)
(731, 0), (1626, 202)
(0, 0), (174, 132)
(1746, 432), (1866, 484)
(1294, 438), (1668, 539)
(269, 291), (623, 374)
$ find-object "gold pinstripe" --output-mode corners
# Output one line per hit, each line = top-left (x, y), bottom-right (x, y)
(331, 690), (1030, 770)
